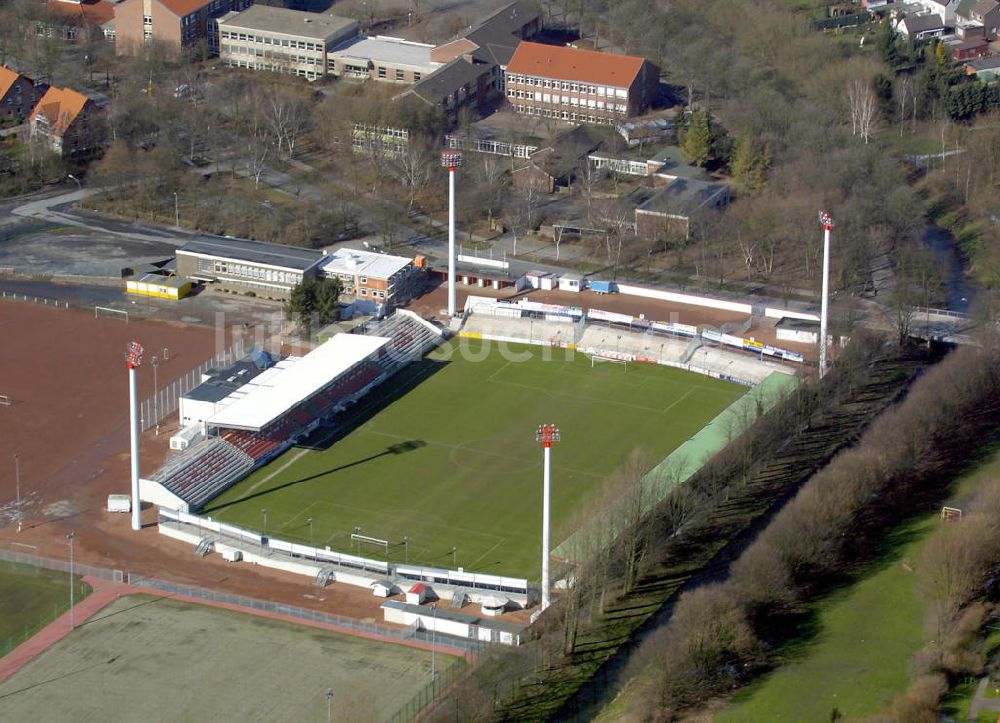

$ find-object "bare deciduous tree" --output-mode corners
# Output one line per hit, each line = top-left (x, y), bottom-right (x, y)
(847, 78), (878, 144)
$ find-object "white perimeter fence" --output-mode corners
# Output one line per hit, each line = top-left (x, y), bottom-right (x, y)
(0, 290), (69, 308)
(159, 508), (531, 598)
(139, 340), (246, 432)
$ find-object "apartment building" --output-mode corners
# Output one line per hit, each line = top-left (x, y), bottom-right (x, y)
(115, 0), (251, 57)
(0, 66), (40, 121)
(218, 6), (358, 80)
(504, 42), (659, 125)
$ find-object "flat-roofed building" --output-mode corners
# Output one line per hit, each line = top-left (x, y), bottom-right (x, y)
(176, 237), (325, 298)
(328, 35), (438, 83)
(319, 247), (423, 315)
(505, 42), (659, 125)
(218, 6), (358, 80)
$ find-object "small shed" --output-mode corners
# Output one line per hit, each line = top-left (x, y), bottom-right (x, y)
(406, 582), (430, 605)
(480, 595), (509, 617)
(371, 580), (397, 598)
(775, 317), (819, 345)
(525, 271), (556, 290)
(107, 494), (131, 513)
(558, 272), (583, 293)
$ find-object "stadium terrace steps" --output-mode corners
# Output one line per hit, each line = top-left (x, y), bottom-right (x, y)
(150, 437), (255, 510)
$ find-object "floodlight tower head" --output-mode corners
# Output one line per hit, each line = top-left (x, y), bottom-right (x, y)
(819, 211), (834, 231)
(536, 424), (560, 448)
(126, 341), (144, 370)
(441, 150), (463, 172)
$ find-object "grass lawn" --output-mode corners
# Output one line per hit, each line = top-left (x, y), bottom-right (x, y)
(0, 594), (457, 722)
(717, 448), (1000, 722)
(206, 339), (744, 579)
(0, 560), (89, 655)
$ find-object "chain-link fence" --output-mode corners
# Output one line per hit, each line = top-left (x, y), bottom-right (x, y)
(139, 340), (246, 432)
(0, 545), (482, 721)
(387, 659), (465, 723)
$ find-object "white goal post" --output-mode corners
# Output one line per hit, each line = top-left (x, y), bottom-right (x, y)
(95, 306), (129, 322)
(351, 533), (389, 554)
(590, 353), (627, 370)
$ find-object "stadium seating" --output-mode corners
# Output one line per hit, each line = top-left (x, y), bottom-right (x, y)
(367, 314), (441, 374)
(149, 437), (255, 510)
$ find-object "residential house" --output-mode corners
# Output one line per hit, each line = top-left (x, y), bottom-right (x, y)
(895, 12), (947, 38)
(329, 35), (438, 84)
(218, 6), (358, 80)
(908, 0), (962, 23)
(28, 85), (104, 158)
(115, 0), (252, 58)
(512, 124), (606, 193)
(396, 0), (540, 119)
(634, 178), (730, 241)
(504, 42), (660, 125)
(319, 248), (424, 315)
(956, 0), (1000, 39)
(0, 66), (41, 121)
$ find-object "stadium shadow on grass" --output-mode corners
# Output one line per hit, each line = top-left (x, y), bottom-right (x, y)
(202, 440), (427, 513)
(297, 357), (449, 453)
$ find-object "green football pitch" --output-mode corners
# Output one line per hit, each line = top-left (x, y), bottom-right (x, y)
(206, 339), (744, 579)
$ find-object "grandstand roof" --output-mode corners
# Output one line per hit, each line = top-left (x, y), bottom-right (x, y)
(183, 351), (274, 404)
(206, 334), (390, 431)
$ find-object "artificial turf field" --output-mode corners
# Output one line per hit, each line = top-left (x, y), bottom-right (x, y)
(206, 339), (744, 579)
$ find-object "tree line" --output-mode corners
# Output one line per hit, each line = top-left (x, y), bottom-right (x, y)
(621, 331), (1000, 718)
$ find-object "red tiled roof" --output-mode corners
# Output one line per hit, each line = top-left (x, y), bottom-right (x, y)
(46, 0), (115, 27)
(29, 86), (90, 136)
(158, 0), (214, 17)
(0, 66), (21, 101)
(506, 41), (647, 88)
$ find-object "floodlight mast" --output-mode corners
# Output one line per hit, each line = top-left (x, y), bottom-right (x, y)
(819, 212), (833, 378)
(441, 151), (463, 318)
(536, 424), (560, 611)
(126, 341), (144, 531)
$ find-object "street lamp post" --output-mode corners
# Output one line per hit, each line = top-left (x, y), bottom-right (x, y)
(403, 536), (409, 564)
(67, 532), (75, 629)
(174, 192), (180, 228)
(326, 688), (333, 722)
(535, 424), (560, 611)
(67, 174), (81, 192)
(430, 603), (437, 681)
(151, 355), (159, 435)
(13, 453), (21, 533)
(307, 517), (314, 548)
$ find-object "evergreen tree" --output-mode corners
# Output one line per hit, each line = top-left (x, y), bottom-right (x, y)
(730, 130), (770, 193)
(875, 19), (901, 68)
(682, 109), (714, 167)
(286, 276), (342, 338)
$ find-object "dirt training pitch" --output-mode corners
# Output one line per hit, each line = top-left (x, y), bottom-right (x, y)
(0, 593), (453, 722)
(0, 301), (219, 522)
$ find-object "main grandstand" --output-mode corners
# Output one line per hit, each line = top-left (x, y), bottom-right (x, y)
(141, 311), (443, 513)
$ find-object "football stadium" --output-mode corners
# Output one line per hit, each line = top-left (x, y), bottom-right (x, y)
(143, 301), (800, 621)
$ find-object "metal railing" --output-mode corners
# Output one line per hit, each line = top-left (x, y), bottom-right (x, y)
(0, 290), (69, 308)
(139, 340), (246, 432)
(387, 659), (465, 723)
